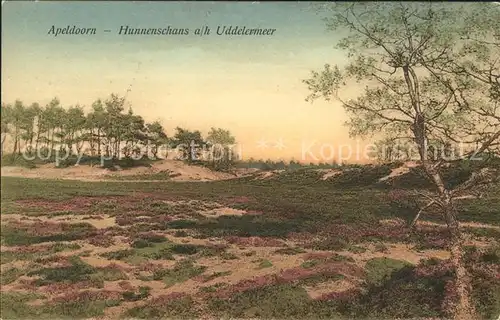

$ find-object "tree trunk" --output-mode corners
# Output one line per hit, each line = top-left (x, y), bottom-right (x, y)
(23, 138), (29, 155)
(1, 134), (6, 156)
(12, 137), (17, 155)
(18, 138), (23, 155)
(421, 161), (478, 320)
(29, 135), (34, 154)
(50, 129), (55, 152)
(117, 138), (121, 158)
(35, 128), (40, 152)
(89, 129), (95, 157)
(97, 128), (101, 156)
(67, 133), (73, 156)
(12, 126), (19, 155)
(443, 201), (478, 320)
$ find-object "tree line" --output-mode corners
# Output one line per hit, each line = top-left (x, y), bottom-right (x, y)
(0, 94), (238, 170)
(236, 158), (340, 171)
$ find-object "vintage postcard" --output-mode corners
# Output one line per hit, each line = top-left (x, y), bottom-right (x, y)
(1, 1), (499, 319)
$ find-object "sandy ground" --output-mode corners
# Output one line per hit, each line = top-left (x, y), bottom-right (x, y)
(1, 160), (256, 182)
(317, 169), (343, 181)
(378, 161), (419, 182)
(253, 170), (285, 180)
(1, 161), (426, 183)
(380, 218), (500, 231)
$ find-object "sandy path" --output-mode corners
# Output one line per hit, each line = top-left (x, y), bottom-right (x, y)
(1, 161), (256, 182)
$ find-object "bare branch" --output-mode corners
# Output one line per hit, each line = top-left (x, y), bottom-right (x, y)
(410, 199), (436, 229)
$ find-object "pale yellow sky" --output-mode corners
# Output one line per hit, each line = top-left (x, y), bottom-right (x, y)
(1, 2), (374, 163)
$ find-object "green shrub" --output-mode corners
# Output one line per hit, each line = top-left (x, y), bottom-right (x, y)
(122, 286), (151, 301)
(167, 219), (198, 229)
(100, 249), (135, 260)
(125, 295), (195, 319)
(365, 257), (413, 286)
(131, 239), (153, 248)
(257, 259), (273, 269)
(329, 165), (393, 188)
(207, 284), (315, 318)
(28, 256), (97, 285)
(152, 259), (207, 287)
(170, 244), (200, 255)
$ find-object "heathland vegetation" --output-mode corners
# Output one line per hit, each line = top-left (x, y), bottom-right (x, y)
(1, 2), (499, 320)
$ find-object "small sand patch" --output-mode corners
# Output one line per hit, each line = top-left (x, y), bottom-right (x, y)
(379, 166), (410, 182)
(379, 218), (406, 227)
(101, 301), (143, 320)
(104, 279), (166, 295)
(380, 218), (500, 231)
(8, 212), (116, 230)
(337, 243), (450, 265)
(226, 236), (285, 247)
(379, 162), (420, 182)
(79, 256), (131, 268)
(201, 207), (247, 218)
(0, 214), (26, 222)
(254, 170), (284, 180)
(304, 278), (355, 300)
(419, 220), (500, 230)
(318, 169), (342, 181)
(85, 217), (116, 229)
(196, 246), (305, 286)
(26, 299), (47, 307)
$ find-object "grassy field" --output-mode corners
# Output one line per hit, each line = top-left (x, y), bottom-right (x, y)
(1, 174), (499, 319)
